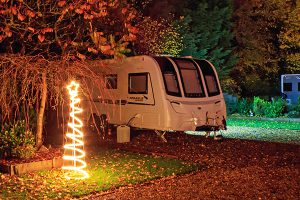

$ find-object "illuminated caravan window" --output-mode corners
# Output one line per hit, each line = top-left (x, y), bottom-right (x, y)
(194, 60), (220, 97)
(154, 57), (181, 97)
(105, 74), (117, 89)
(172, 58), (205, 98)
(128, 73), (148, 94)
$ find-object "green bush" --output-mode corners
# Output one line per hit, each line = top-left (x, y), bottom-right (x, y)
(287, 110), (300, 118)
(12, 144), (36, 159)
(264, 98), (286, 118)
(0, 120), (36, 159)
(237, 98), (252, 116)
(226, 96), (294, 118)
(253, 96), (266, 117)
(253, 96), (286, 118)
(287, 97), (300, 118)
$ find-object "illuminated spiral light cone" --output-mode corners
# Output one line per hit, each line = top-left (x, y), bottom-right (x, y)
(62, 81), (89, 179)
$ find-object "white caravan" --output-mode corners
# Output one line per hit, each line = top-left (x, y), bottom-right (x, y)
(82, 55), (227, 138)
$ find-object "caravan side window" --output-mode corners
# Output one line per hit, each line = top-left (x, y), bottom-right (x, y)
(298, 82), (300, 91)
(283, 83), (292, 92)
(105, 74), (117, 89)
(128, 73), (148, 94)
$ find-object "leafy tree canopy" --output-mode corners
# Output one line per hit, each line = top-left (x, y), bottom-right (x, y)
(134, 17), (183, 56)
(0, 0), (138, 59)
(277, 0), (300, 73)
(178, 0), (237, 79)
(232, 0), (299, 97)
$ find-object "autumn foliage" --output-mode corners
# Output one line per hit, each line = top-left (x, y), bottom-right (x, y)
(134, 17), (183, 56)
(0, 0), (138, 59)
(0, 0), (139, 149)
(232, 0), (300, 96)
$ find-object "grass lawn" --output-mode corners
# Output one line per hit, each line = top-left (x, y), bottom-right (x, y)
(0, 149), (199, 199)
(224, 117), (300, 144)
(227, 117), (300, 130)
(186, 117), (300, 144)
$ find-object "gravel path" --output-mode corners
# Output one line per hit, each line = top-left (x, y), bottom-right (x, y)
(82, 130), (300, 200)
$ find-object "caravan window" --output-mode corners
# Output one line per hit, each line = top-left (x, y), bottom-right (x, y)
(194, 60), (220, 97)
(154, 57), (181, 97)
(283, 83), (292, 92)
(105, 74), (117, 89)
(128, 73), (148, 94)
(298, 82), (300, 91)
(173, 58), (205, 98)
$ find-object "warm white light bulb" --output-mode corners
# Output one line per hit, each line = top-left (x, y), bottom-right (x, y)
(63, 81), (89, 179)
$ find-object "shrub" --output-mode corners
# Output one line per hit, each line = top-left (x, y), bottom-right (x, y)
(253, 96), (266, 117)
(287, 110), (300, 118)
(0, 120), (36, 159)
(287, 97), (300, 118)
(264, 98), (286, 118)
(12, 144), (36, 159)
(237, 98), (252, 116)
(253, 96), (286, 118)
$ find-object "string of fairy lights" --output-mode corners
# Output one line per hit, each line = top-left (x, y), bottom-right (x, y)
(62, 81), (88, 179)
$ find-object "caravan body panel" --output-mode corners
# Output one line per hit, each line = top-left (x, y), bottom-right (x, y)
(83, 55), (227, 132)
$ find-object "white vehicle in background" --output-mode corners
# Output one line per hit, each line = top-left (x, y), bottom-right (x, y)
(82, 55), (227, 141)
(280, 74), (300, 105)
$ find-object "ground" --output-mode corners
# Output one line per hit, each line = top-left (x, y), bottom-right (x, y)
(81, 130), (300, 200)
(1, 127), (298, 199)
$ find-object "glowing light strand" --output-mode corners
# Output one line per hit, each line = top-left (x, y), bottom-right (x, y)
(63, 81), (89, 179)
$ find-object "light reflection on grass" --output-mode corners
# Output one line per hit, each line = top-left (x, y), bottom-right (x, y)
(0, 149), (200, 199)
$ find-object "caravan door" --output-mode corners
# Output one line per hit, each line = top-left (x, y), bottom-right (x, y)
(125, 72), (157, 128)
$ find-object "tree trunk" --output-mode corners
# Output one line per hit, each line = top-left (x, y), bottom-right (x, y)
(36, 72), (47, 149)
